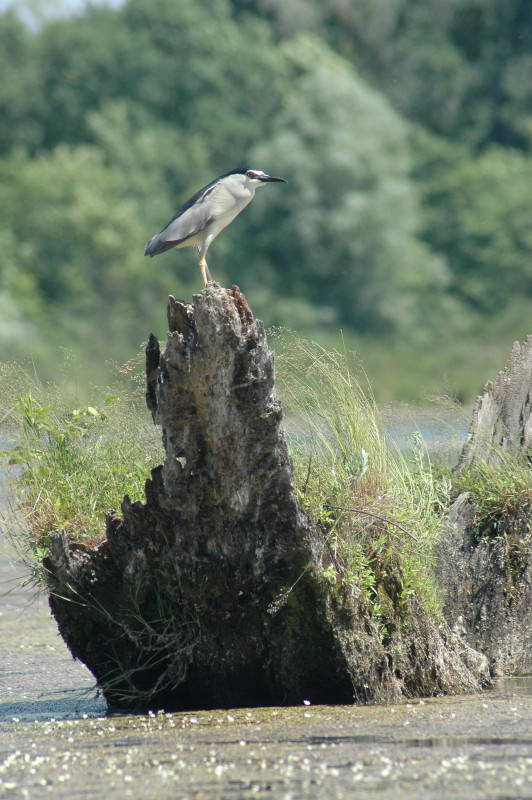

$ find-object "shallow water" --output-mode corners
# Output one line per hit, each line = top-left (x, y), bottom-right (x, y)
(2, 680), (532, 799)
(2, 442), (532, 799)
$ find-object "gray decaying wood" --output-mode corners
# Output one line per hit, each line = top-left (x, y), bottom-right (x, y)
(44, 284), (486, 711)
(439, 334), (532, 674)
(438, 492), (532, 675)
(458, 335), (532, 470)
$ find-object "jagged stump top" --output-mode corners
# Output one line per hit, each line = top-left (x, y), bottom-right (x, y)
(143, 283), (302, 560)
(458, 334), (532, 469)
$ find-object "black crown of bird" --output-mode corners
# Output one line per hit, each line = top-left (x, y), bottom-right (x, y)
(144, 167), (286, 286)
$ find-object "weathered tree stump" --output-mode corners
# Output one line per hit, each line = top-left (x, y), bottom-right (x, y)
(458, 335), (532, 469)
(438, 335), (532, 674)
(45, 284), (485, 710)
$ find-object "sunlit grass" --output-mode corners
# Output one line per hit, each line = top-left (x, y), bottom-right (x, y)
(453, 454), (532, 539)
(275, 333), (451, 617)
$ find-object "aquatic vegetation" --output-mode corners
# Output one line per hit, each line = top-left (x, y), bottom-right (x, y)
(1, 283), (490, 710)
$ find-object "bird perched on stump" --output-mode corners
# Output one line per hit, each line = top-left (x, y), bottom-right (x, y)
(144, 167), (287, 286)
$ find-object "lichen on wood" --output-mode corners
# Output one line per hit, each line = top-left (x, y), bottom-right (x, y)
(44, 284), (486, 710)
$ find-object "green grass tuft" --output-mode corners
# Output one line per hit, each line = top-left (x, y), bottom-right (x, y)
(275, 334), (451, 619)
(453, 455), (532, 540)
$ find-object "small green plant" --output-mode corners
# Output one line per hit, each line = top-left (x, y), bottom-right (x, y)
(0, 360), (162, 583)
(275, 334), (450, 618)
(453, 454), (532, 540)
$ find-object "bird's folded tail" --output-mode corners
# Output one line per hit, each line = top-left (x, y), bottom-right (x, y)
(144, 234), (178, 257)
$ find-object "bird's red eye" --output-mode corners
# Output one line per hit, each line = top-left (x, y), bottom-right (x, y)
(246, 170), (257, 178)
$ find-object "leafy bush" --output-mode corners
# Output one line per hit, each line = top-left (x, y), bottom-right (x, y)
(419, 144), (532, 314)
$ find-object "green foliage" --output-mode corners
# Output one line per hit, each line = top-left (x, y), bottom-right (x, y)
(1, 0), (288, 159)
(246, 37), (452, 336)
(419, 143), (532, 314)
(453, 455), (532, 597)
(258, 0), (532, 150)
(0, 360), (162, 573)
(0, 11), (40, 154)
(0, 121), (194, 367)
(1, 338), (451, 621)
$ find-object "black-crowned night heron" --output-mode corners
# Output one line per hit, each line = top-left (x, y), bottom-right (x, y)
(144, 167), (286, 286)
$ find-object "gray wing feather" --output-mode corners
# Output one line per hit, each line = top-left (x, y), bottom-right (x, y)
(160, 182), (222, 243)
(144, 182), (221, 256)
(144, 181), (238, 256)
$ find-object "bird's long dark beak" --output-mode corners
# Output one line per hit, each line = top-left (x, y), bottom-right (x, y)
(260, 174), (287, 183)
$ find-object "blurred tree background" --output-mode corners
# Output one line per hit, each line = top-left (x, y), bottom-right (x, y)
(0, 0), (531, 401)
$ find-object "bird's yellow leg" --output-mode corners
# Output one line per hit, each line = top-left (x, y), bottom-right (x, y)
(199, 257), (209, 287)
